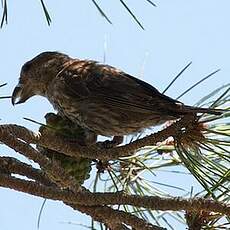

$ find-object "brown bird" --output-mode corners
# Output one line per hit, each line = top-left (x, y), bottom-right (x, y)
(12, 51), (221, 145)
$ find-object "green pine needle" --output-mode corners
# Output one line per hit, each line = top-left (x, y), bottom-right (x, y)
(1, 0), (7, 28)
(91, 0), (112, 24)
(145, 0), (157, 7)
(120, 0), (145, 30)
(40, 0), (51, 26)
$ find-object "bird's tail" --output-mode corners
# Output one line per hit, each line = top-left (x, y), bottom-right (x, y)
(183, 105), (224, 115)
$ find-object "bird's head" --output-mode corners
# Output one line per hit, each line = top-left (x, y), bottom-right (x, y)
(12, 51), (71, 105)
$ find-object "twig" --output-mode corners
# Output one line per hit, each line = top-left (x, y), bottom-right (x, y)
(0, 173), (164, 229)
(0, 173), (228, 215)
(69, 203), (165, 230)
(0, 116), (193, 161)
(0, 126), (82, 191)
(0, 156), (53, 186)
(38, 115), (193, 160)
(90, 192), (230, 215)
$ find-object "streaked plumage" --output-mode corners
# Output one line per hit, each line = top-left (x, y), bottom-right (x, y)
(12, 51), (222, 138)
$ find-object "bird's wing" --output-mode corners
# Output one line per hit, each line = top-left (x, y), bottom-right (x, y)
(56, 61), (182, 115)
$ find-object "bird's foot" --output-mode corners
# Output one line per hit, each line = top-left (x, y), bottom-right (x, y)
(95, 160), (111, 173)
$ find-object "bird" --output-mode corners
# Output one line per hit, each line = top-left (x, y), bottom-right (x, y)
(12, 51), (222, 145)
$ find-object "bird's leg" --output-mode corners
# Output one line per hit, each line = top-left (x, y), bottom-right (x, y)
(96, 160), (111, 173)
(94, 136), (123, 174)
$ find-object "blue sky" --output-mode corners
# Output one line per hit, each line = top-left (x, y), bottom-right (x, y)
(0, 1), (229, 229)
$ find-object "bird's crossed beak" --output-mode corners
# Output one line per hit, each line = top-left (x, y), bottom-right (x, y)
(11, 83), (30, 105)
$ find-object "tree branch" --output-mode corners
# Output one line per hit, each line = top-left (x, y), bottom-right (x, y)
(0, 116), (228, 229)
(0, 127), (83, 191)
(90, 192), (230, 215)
(69, 203), (165, 230)
(0, 116), (193, 161)
(0, 173), (228, 215)
(0, 173), (164, 229)
(0, 156), (53, 186)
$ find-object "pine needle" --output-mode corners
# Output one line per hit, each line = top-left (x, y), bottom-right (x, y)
(145, 0), (157, 7)
(176, 69), (220, 100)
(162, 61), (192, 94)
(40, 0), (51, 26)
(120, 0), (145, 30)
(0, 0), (7, 28)
(91, 0), (112, 24)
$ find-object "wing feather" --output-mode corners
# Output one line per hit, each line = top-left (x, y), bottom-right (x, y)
(56, 61), (181, 115)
